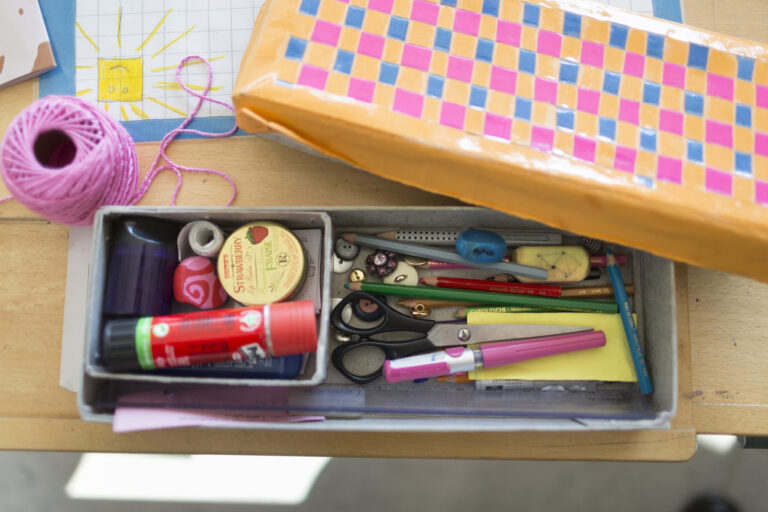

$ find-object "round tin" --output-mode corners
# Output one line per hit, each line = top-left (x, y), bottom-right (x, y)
(217, 221), (306, 305)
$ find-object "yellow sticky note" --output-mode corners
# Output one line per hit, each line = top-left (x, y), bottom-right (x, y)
(467, 312), (638, 382)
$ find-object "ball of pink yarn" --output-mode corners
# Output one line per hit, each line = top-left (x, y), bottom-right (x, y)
(0, 95), (138, 225)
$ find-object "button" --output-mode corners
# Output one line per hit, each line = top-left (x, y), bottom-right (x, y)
(352, 296), (385, 322)
(348, 268), (366, 282)
(333, 255), (354, 274)
(366, 250), (398, 277)
(382, 261), (419, 286)
(334, 237), (360, 261)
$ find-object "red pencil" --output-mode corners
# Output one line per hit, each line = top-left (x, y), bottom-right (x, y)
(420, 276), (562, 297)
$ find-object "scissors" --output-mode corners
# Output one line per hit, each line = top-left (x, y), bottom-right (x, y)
(331, 292), (591, 384)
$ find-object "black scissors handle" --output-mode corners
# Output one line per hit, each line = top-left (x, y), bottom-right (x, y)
(331, 337), (437, 384)
(331, 292), (435, 336)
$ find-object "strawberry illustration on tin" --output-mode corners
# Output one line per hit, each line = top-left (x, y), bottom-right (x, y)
(245, 225), (269, 245)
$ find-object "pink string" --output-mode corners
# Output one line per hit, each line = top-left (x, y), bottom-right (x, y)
(131, 55), (238, 205)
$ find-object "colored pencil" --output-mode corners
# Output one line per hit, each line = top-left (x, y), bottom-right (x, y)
(605, 249), (652, 394)
(342, 233), (548, 280)
(454, 306), (556, 319)
(561, 284), (634, 298)
(396, 299), (481, 309)
(377, 229), (562, 246)
(436, 372), (471, 383)
(345, 281), (618, 313)
(590, 254), (628, 267)
(421, 276), (562, 297)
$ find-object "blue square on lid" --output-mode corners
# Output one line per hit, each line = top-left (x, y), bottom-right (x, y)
(688, 43), (709, 70)
(299, 0), (320, 16)
(476, 38), (495, 63)
(640, 128), (657, 152)
(333, 50), (354, 74)
(434, 27), (452, 52)
(643, 81), (661, 105)
(687, 140), (703, 162)
(603, 71), (621, 95)
(427, 74), (445, 98)
(519, 49), (536, 74)
(599, 117), (616, 140)
(736, 104), (752, 128)
(735, 152), (752, 174)
(557, 108), (574, 130)
(523, 3), (540, 27)
(388, 16), (409, 41)
(515, 97), (532, 120)
(684, 91), (704, 116)
(559, 60), (579, 84)
(609, 24), (628, 49)
(738, 56), (755, 81)
(646, 33), (665, 59)
(482, 0), (500, 16)
(470, 85), (488, 109)
(441, 0), (458, 6)
(563, 12), (581, 38)
(285, 37), (307, 60)
(345, 6), (365, 28)
(379, 62), (399, 85)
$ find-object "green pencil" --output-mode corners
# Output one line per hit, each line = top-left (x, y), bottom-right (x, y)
(345, 282), (618, 313)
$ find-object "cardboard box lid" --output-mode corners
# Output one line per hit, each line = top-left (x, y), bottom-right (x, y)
(233, 0), (768, 283)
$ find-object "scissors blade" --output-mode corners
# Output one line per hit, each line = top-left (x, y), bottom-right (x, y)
(427, 324), (593, 346)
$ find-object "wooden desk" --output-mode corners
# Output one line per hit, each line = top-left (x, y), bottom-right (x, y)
(0, 1), (765, 460)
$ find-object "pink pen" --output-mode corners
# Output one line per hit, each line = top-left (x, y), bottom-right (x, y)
(382, 330), (606, 383)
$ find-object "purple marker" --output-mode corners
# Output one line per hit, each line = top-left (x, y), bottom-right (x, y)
(383, 330), (606, 383)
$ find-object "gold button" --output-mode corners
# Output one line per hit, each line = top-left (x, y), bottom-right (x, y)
(348, 268), (366, 282)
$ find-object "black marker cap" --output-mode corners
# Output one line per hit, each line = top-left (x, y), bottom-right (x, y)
(102, 318), (140, 371)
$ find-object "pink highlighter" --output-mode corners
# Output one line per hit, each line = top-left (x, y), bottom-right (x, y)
(382, 330), (606, 384)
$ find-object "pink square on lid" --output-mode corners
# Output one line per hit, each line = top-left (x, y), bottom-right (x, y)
(537, 30), (562, 58)
(534, 78), (557, 104)
(706, 168), (733, 195)
(706, 120), (733, 148)
(497, 20), (521, 46)
(707, 73), (734, 101)
(577, 88), (600, 114)
(453, 9), (481, 36)
(447, 55), (474, 82)
(614, 146), (637, 173)
(484, 113), (512, 140)
(662, 62), (686, 88)
(358, 32), (386, 59)
(531, 126), (555, 152)
(580, 41), (604, 68)
(756, 180), (768, 205)
(297, 65), (329, 90)
(489, 66), (516, 93)
(368, 0), (394, 14)
(756, 85), (768, 109)
(393, 88), (424, 118)
(573, 136), (596, 162)
(657, 156), (683, 184)
(311, 20), (341, 47)
(619, 99), (640, 124)
(402, 44), (432, 71)
(756, 132), (768, 157)
(659, 109), (684, 135)
(348, 78), (376, 102)
(623, 52), (645, 77)
(411, 0), (439, 25)
(440, 102), (466, 129)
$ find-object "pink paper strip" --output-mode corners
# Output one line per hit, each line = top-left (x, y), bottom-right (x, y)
(531, 126), (554, 151)
(707, 73), (735, 101)
(706, 120), (733, 148)
(447, 55), (474, 82)
(369, 0), (394, 14)
(757, 85), (768, 109)
(402, 44), (432, 71)
(573, 136), (596, 162)
(393, 88), (424, 118)
(580, 41), (604, 68)
(756, 180), (768, 205)
(537, 30), (562, 58)
(489, 66), (516, 93)
(348, 78), (376, 102)
(618, 99), (640, 124)
(705, 168), (733, 195)
(614, 146), (637, 173)
(657, 156), (683, 184)
(577, 88), (600, 114)
(358, 32), (386, 59)
(497, 20), (521, 46)
(311, 20), (341, 46)
(484, 112), (512, 140)
(662, 62), (685, 88)
(297, 65), (329, 90)
(411, 0), (439, 25)
(659, 109), (684, 135)
(440, 101), (467, 129)
(453, 9), (481, 36)
(623, 52), (645, 77)
(534, 77), (557, 104)
(756, 132), (768, 157)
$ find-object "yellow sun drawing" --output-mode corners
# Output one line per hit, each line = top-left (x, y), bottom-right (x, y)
(74, 4), (237, 122)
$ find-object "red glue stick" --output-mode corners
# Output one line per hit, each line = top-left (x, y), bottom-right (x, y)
(102, 300), (317, 371)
